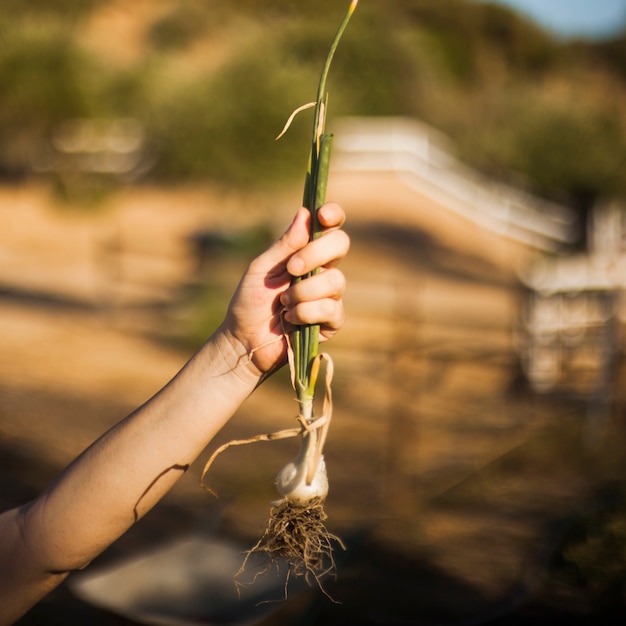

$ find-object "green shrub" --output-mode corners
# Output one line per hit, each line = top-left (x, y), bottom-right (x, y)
(0, 18), (99, 175)
(144, 39), (317, 186)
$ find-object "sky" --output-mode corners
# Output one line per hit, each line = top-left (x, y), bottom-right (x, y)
(474, 0), (626, 39)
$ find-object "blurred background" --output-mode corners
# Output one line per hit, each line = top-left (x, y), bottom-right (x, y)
(2, 0), (626, 624)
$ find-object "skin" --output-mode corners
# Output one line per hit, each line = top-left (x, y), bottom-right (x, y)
(0, 202), (349, 625)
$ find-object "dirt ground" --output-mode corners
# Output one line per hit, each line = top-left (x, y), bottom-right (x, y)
(1, 175), (625, 625)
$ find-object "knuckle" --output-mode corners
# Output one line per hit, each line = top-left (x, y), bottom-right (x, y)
(338, 229), (351, 250)
(322, 298), (341, 322)
(329, 268), (346, 295)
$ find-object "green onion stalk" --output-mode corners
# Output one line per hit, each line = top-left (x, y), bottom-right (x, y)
(295, 0), (359, 401)
(228, 2), (358, 594)
(200, 2), (358, 593)
(275, 0), (358, 504)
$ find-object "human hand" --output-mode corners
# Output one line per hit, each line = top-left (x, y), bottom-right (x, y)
(220, 202), (349, 378)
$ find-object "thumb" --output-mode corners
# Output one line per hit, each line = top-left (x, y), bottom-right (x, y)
(260, 207), (311, 268)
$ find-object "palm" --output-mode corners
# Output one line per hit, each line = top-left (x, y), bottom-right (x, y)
(225, 260), (292, 375)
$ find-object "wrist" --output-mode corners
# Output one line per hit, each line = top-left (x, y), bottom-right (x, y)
(206, 324), (265, 389)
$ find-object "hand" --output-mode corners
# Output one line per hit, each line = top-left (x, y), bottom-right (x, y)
(221, 202), (349, 377)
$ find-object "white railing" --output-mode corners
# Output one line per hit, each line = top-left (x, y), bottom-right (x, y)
(332, 116), (577, 252)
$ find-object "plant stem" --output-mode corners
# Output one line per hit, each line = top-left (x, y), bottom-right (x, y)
(292, 1), (358, 408)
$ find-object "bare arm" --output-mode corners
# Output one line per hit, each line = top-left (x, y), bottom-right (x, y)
(0, 203), (349, 625)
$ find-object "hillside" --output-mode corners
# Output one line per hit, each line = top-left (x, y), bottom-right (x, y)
(1, 0), (625, 208)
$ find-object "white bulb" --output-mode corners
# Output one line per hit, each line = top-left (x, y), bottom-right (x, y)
(275, 455), (328, 502)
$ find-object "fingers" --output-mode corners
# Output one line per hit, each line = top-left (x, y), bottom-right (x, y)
(317, 201), (346, 230)
(253, 202), (348, 278)
(280, 268), (345, 308)
(283, 298), (345, 336)
(280, 202), (348, 333)
(281, 267), (346, 334)
(245, 200), (348, 328)
(286, 211), (350, 276)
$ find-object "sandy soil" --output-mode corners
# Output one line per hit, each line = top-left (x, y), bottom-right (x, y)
(1, 176), (623, 625)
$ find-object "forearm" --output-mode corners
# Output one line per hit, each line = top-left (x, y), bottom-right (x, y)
(18, 327), (260, 573)
(0, 202), (348, 624)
